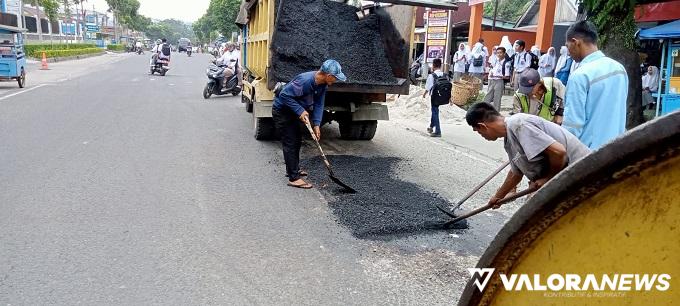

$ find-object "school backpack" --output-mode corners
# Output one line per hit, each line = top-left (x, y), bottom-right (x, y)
(509, 52), (540, 73)
(528, 52), (540, 70)
(473, 54), (484, 67)
(500, 55), (512, 83)
(431, 73), (452, 106)
(161, 43), (171, 56)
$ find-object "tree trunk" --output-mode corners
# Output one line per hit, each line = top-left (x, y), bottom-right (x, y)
(599, 11), (644, 128)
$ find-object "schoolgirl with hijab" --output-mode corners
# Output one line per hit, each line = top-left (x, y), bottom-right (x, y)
(538, 47), (556, 77)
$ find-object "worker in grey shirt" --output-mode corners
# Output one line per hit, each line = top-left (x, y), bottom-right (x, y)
(465, 102), (591, 208)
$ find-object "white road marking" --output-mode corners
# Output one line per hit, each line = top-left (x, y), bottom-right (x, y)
(0, 84), (51, 101)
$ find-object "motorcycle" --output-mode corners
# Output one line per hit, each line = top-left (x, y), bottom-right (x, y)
(136, 46), (144, 55)
(150, 54), (170, 76)
(187, 48), (192, 57)
(203, 60), (241, 99)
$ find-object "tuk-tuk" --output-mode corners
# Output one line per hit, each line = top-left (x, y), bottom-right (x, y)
(0, 24), (27, 88)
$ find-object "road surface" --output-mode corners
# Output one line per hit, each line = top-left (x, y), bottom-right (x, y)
(1, 52), (521, 305)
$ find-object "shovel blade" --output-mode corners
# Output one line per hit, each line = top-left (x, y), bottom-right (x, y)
(329, 175), (357, 194)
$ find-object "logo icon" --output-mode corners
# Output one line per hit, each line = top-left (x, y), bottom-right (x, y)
(468, 268), (495, 291)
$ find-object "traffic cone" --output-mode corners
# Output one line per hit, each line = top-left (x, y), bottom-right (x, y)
(40, 51), (49, 70)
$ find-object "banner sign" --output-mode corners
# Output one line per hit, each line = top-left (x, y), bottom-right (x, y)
(425, 9), (451, 63)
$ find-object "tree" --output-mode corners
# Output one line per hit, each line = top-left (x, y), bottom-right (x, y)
(483, 0), (533, 23)
(581, 0), (643, 127)
(25, 0), (60, 40)
(193, 0), (241, 42)
(105, 0), (141, 42)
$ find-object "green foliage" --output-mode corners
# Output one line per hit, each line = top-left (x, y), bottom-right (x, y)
(106, 44), (126, 51)
(25, 43), (98, 57)
(582, 0), (637, 50)
(145, 19), (196, 44)
(25, 0), (61, 21)
(26, 46), (102, 58)
(41, 48), (103, 58)
(483, 0), (533, 23)
(194, 0), (241, 43)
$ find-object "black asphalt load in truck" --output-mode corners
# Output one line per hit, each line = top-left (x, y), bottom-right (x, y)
(237, 0), (452, 140)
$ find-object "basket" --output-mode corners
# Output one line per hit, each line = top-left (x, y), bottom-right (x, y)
(460, 75), (482, 93)
(451, 81), (476, 106)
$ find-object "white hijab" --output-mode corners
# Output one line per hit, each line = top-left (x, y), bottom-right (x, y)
(472, 42), (484, 57)
(554, 46), (569, 72)
(531, 45), (541, 57)
(500, 36), (514, 57)
(642, 66), (660, 91)
(454, 43), (466, 59)
(540, 47), (556, 67)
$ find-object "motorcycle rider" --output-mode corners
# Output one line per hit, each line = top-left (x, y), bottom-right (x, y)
(216, 42), (239, 87)
(151, 38), (171, 67)
(224, 42), (242, 86)
(135, 40), (143, 53)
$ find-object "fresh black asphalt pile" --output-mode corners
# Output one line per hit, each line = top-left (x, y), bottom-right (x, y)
(302, 155), (468, 240)
(271, 0), (398, 85)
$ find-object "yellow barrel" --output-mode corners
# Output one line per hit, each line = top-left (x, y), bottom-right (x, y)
(458, 111), (680, 306)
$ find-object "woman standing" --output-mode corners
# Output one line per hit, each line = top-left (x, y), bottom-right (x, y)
(468, 42), (486, 80)
(451, 43), (468, 82)
(642, 66), (659, 109)
(538, 47), (556, 77)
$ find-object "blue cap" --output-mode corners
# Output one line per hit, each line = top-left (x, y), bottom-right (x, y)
(320, 59), (347, 82)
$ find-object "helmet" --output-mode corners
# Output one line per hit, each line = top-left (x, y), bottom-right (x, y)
(155, 39), (161, 45)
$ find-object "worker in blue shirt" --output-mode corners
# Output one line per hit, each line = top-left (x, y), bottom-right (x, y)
(563, 21), (628, 150)
(272, 60), (346, 189)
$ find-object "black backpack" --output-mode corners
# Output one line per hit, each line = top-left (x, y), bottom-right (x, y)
(161, 43), (171, 56)
(528, 52), (539, 70)
(509, 52), (539, 73)
(431, 73), (452, 106)
(500, 55), (512, 83)
(473, 54), (484, 67)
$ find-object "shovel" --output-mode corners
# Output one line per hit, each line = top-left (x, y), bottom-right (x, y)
(426, 187), (538, 229)
(304, 121), (357, 193)
(436, 160), (511, 218)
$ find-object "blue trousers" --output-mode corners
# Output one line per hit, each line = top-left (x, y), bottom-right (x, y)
(430, 104), (441, 135)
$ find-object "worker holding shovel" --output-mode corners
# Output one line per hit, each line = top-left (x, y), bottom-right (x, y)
(465, 103), (591, 208)
(272, 60), (347, 189)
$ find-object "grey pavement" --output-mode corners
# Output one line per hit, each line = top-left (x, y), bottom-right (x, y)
(1, 53), (524, 305)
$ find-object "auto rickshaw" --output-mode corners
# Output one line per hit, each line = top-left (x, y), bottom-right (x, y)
(0, 24), (27, 88)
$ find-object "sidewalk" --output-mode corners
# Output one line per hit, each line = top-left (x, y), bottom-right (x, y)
(386, 85), (515, 162)
(0, 52), (129, 92)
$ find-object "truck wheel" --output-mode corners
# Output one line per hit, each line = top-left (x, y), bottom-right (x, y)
(242, 93), (253, 113)
(254, 117), (276, 140)
(339, 120), (378, 140)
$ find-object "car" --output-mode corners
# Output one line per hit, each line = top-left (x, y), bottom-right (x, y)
(177, 38), (191, 53)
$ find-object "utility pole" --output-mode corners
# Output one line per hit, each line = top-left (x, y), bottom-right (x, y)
(492, 0), (499, 31)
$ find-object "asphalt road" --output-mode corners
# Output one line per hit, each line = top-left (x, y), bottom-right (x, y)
(0, 53), (520, 305)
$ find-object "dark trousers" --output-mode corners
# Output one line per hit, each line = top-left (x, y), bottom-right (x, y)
(430, 103), (441, 135)
(272, 107), (302, 182)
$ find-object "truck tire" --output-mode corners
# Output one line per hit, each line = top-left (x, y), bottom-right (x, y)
(339, 120), (377, 140)
(254, 117), (276, 140)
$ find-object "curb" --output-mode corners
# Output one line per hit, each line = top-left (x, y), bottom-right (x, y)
(29, 51), (106, 63)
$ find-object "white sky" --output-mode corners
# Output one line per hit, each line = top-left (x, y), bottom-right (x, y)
(86, 0), (211, 23)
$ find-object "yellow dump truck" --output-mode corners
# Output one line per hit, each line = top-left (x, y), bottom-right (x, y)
(236, 0), (457, 140)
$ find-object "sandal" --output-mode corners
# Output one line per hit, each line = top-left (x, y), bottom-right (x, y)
(285, 170), (308, 177)
(287, 179), (313, 189)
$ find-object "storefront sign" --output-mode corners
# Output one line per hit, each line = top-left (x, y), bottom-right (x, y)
(424, 9), (451, 64)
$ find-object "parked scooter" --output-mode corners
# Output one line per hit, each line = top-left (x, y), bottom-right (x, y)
(203, 60), (240, 99)
(150, 55), (170, 76)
